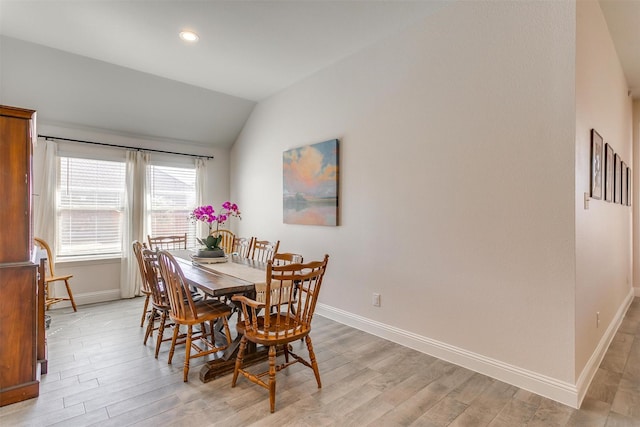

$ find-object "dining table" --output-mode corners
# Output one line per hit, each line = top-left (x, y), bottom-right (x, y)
(168, 249), (271, 383)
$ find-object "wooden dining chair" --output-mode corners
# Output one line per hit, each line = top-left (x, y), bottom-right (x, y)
(156, 250), (232, 382)
(232, 236), (254, 258)
(34, 237), (77, 311)
(132, 241), (152, 328)
(232, 255), (329, 413)
(273, 252), (303, 265)
(249, 239), (280, 263)
(140, 248), (175, 358)
(147, 234), (187, 251)
(210, 229), (235, 254)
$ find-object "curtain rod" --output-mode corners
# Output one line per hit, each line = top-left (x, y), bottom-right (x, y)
(38, 134), (214, 160)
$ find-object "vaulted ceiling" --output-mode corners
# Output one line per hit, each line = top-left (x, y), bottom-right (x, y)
(0, 1), (448, 101)
(0, 1), (637, 148)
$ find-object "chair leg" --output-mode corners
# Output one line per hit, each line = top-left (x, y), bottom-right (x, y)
(143, 307), (156, 345)
(140, 295), (150, 327)
(183, 325), (193, 382)
(45, 283), (53, 310)
(168, 324), (180, 364)
(155, 311), (167, 359)
(64, 279), (77, 312)
(268, 345), (277, 413)
(305, 335), (322, 389)
(222, 317), (232, 346)
(231, 335), (247, 387)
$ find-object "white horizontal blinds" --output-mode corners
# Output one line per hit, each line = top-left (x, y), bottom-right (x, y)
(147, 164), (197, 248)
(58, 157), (126, 257)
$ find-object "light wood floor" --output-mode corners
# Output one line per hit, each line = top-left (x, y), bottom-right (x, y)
(1, 297), (639, 426)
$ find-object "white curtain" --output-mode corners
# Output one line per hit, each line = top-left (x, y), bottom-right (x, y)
(34, 139), (57, 249)
(120, 150), (149, 298)
(195, 158), (208, 238)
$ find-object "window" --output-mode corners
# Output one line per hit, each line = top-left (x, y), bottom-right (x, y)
(147, 164), (197, 247)
(57, 157), (126, 258)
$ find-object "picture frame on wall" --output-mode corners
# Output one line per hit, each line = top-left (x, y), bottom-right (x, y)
(628, 167), (633, 206)
(590, 129), (603, 200)
(604, 143), (614, 202)
(621, 162), (628, 206)
(614, 153), (621, 204)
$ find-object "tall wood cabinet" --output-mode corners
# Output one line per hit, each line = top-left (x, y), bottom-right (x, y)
(0, 105), (41, 406)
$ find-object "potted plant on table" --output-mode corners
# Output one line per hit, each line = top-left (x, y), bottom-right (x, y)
(190, 201), (241, 258)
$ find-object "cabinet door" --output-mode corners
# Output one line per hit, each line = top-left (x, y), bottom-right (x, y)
(0, 115), (32, 263)
(0, 264), (38, 406)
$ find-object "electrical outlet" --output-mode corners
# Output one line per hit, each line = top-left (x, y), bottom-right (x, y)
(372, 293), (381, 307)
(596, 312), (600, 328)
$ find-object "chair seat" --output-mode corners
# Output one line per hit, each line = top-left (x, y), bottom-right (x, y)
(236, 314), (308, 345)
(170, 299), (231, 326)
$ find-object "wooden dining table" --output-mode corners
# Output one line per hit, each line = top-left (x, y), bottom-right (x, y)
(169, 250), (270, 383)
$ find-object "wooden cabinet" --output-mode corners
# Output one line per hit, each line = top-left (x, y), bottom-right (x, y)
(0, 106), (33, 262)
(0, 105), (41, 406)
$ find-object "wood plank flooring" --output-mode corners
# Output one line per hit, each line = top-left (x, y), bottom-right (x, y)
(1, 297), (639, 426)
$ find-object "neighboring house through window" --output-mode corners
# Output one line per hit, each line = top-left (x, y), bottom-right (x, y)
(147, 164), (197, 248)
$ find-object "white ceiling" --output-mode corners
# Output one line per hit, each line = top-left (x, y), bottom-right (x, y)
(0, 0), (449, 102)
(0, 1), (637, 147)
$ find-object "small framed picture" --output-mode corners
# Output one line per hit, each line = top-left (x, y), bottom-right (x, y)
(621, 162), (628, 206)
(604, 143), (614, 202)
(614, 153), (621, 204)
(628, 168), (633, 206)
(590, 129), (603, 200)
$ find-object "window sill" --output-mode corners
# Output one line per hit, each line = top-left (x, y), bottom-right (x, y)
(55, 255), (121, 267)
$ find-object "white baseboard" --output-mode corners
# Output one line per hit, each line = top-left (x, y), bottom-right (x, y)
(48, 289), (122, 310)
(575, 288), (635, 407)
(317, 293), (634, 409)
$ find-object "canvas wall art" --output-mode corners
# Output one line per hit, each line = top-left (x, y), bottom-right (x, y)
(283, 139), (339, 226)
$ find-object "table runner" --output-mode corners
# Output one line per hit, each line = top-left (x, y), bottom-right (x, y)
(197, 260), (266, 286)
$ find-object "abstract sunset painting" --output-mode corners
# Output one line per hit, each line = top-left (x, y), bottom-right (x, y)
(283, 139), (339, 226)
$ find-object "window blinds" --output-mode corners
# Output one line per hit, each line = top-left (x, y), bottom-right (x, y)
(57, 157), (126, 257)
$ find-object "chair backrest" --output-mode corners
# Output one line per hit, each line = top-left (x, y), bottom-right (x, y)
(141, 248), (170, 308)
(250, 239), (280, 263)
(211, 229), (235, 253)
(147, 234), (187, 251)
(34, 237), (55, 277)
(232, 236), (255, 258)
(273, 252), (303, 266)
(132, 241), (151, 294)
(156, 250), (199, 321)
(248, 255), (329, 339)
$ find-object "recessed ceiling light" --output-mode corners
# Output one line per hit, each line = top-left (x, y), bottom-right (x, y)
(179, 31), (199, 42)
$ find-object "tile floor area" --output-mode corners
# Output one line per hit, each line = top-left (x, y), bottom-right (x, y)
(0, 296), (639, 426)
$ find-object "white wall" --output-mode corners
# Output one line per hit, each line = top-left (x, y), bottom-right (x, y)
(32, 123), (230, 307)
(231, 1), (579, 404)
(634, 100), (640, 296)
(574, 0), (634, 400)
